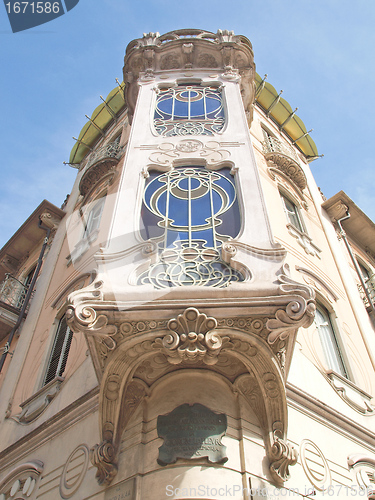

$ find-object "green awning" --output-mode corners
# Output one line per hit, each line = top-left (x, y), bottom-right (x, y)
(69, 83), (126, 164)
(69, 75), (318, 165)
(255, 73), (318, 160)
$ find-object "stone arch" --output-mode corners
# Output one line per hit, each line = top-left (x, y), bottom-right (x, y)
(88, 308), (295, 486)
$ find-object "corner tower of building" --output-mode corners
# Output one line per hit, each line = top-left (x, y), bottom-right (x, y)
(2, 28), (374, 500)
(66, 29), (315, 488)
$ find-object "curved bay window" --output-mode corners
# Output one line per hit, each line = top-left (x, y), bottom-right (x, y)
(154, 85), (225, 136)
(139, 166), (243, 288)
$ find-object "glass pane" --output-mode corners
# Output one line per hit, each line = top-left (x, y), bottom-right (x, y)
(139, 166), (242, 288)
(154, 85), (225, 136)
(314, 305), (347, 377)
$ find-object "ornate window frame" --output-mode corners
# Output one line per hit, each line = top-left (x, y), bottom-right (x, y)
(136, 163), (245, 288)
(278, 188), (321, 259)
(151, 80), (226, 137)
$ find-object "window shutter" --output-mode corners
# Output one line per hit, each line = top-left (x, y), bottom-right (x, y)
(44, 316), (73, 385)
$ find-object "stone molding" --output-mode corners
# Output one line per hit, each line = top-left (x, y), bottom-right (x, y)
(123, 29), (256, 125)
(154, 307), (226, 365)
(66, 271), (314, 485)
(0, 460), (44, 500)
(79, 158), (118, 198)
(265, 153), (307, 190)
(39, 211), (61, 231)
(13, 377), (64, 424)
(139, 139), (243, 171)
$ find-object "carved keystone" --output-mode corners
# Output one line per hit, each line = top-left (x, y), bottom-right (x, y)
(154, 307), (224, 365)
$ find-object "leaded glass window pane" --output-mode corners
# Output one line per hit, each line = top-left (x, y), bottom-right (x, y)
(154, 85), (225, 136)
(139, 166), (242, 288)
(314, 305), (348, 378)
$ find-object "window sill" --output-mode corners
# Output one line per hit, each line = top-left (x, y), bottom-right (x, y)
(327, 370), (375, 416)
(13, 377), (64, 424)
(286, 223), (321, 259)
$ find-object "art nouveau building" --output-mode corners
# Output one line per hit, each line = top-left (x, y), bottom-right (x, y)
(0, 29), (375, 500)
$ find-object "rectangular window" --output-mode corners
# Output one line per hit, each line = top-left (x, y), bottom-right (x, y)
(44, 315), (73, 386)
(281, 194), (304, 233)
(314, 304), (348, 378)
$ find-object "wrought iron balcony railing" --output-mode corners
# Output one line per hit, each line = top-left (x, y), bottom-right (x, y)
(0, 274), (31, 312)
(358, 275), (375, 309)
(85, 141), (123, 170)
(262, 136), (299, 162)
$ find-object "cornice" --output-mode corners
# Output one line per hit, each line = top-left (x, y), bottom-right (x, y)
(0, 387), (99, 472)
(286, 383), (375, 450)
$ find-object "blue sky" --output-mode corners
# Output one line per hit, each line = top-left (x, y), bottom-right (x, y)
(1, 0), (374, 248)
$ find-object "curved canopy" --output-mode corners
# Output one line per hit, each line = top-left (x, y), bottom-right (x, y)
(255, 73), (318, 160)
(69, 84), (126, 165)
(69, 75), (318, 165)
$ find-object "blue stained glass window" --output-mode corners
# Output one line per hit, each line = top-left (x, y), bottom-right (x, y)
(154, 85), (225, 137)
(139, 166), (243, 288)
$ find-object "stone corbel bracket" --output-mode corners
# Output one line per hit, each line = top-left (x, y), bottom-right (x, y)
(66, 281), (314, 485)
(123, 28), (255, 124)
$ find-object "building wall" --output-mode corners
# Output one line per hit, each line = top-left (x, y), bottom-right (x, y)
(0, 29), (374, 500)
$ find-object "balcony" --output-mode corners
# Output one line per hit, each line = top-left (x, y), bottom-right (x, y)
(0, 275), (32, 342)
(0, 274), (31, 311)
(358, 274), (375, 310)
(79, 141), (124, 197)
(262, 136), (307, 190)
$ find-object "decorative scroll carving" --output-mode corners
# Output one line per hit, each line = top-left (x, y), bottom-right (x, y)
(14, 377), (63, 424)
(269, 423), (298, 482)
(323, 199), (349, 223)
(154, 307), (225, 365)
(140, 140), (242, 169)
(0, 460), (44, 500)
(90, 380), (147, 485)
(90, 441), (117, 486)
(267, 272), (316, 344)
(40, 211), (61, 231)
(123, 29), (255, 124)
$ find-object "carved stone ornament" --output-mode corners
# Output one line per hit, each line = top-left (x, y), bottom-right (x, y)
(269, 423), (298, 482)
(267, 271), (316, 344)
(123, 29), (255, 124)
(39, 211), (61, 231)
(90, 441), (117, 486)
(14, 377), (64, 424)
(0, 460), (44, 500)
(79, 159), (118, 197)
(139, 139), (242, 170)
(154, 308), (226, 365)
(66, 270), (315, 485)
